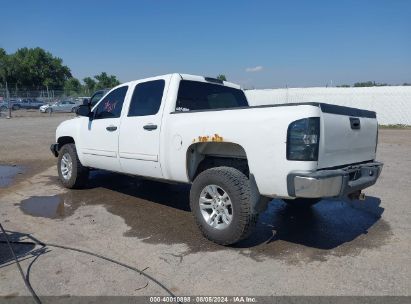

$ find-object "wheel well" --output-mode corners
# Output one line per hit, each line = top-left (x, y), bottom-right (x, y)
(186, 142), (249, 181)
(57, 136), (75, 150)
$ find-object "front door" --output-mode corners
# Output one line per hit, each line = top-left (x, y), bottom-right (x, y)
(118, 78), (169, 178)
(79, 86), (129, 172)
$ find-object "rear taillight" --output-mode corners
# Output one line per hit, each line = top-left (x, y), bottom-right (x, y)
(287, 117), (320, 161)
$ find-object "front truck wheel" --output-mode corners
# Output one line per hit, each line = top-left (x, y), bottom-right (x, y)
(57, 143), (89, 189)
(190, 167), (258, 245)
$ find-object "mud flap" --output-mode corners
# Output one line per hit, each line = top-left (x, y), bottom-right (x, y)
(249, 174), (271, 213)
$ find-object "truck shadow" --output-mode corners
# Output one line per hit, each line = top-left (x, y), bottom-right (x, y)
(88, 171), (390, 255)
(238, 196), (391, 262)
(36, 171), (391, 261)
(236, 196), (385, 249)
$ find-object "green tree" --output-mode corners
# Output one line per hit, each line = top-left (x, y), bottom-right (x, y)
(83, 77), (96, 94)
(0, 48), (8, 84)
(216, 74), (227, 81)
(0, 47), (72, 89)
(64, 77), (81, 95)
(94, 72), (120, 90)
(0, 48), (14, 88)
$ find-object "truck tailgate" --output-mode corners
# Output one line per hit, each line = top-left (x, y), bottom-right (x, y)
(318, 104), (378, 169)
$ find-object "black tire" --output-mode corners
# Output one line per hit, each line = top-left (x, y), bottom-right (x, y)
(57, 143), (89, 189)
(0, 106), (7, 112)
(12, 105), (20, 110)
(71, 107), (77, 113)
(283, 198), (321, 208)
(46, 108), (52, 113)
(190, 166), (258, 245)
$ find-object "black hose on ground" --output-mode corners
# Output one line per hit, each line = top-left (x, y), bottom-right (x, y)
(0, 223), (41, 304)
(0, 223), (178, 303)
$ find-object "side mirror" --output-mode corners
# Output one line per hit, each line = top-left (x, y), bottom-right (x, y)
(76, 104), (93, 119)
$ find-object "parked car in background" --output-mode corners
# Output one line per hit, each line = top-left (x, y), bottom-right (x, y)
(75, 97), (90, 103)
(0, 99), (19, 111)
(0, 101), (9, 112)
(40, 100), (79, 113)
(88, 89), (110, 107)
(13, 98), (45, 110)
(72, 97), (90, 113)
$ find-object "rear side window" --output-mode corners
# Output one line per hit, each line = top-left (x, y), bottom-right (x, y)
(128, 80), (165, 116)
(94, 86), (128, 119)
(175, 80), (248, 112)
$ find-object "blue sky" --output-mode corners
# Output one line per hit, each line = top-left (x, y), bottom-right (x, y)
(1, 0), (410, 88)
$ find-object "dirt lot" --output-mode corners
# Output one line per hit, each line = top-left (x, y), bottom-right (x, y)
(0, 113), (410, 298)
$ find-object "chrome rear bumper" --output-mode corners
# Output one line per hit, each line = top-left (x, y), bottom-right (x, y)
(287, 162), (383, 198)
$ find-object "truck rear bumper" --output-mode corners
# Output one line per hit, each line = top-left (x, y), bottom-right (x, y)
(287, 161), (383, 198)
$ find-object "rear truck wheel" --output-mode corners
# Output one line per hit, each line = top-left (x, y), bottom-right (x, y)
(57, 143), (89, 189)
(283, 198), (321, 208)
(190, 166), (258, 245)
(71, 107), (77, 113)
(0, 106), (7, 112)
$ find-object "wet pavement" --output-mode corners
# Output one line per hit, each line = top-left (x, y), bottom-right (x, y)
(2, 116), (409, 296)
(0, 165), (23, 188)
(18, 170), (392, 263)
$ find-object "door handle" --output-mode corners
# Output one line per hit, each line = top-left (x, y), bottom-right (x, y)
(143, 124), (157, 131)
(106, 125), (117, 132)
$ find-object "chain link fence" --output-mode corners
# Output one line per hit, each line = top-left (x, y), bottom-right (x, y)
(0, 85), (89, 117)
(0, 87), (67, 102)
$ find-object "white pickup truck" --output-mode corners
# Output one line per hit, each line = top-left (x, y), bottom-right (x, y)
(51, 73), (383, 245)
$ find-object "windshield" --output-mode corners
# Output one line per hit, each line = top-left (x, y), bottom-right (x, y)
(175, 80), (248, 112)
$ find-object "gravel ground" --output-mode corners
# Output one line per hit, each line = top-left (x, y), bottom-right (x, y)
(0, 115), (410, 298)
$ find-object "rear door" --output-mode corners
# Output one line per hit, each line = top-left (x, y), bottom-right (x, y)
(318, 105), (378, 168)
(79, 86), (129, 171)
(118, 76), (170, 178)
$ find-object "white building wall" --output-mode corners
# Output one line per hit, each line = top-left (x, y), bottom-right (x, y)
(245, 86), (411, 125)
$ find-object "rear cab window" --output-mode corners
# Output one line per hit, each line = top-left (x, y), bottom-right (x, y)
(175, 80), (248, 112)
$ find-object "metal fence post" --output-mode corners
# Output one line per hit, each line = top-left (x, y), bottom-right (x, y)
(6, 81), (11, 119)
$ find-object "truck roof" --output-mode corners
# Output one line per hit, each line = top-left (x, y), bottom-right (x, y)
(121, 73), (242, 90)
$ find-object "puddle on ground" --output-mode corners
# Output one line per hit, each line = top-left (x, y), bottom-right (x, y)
(0, 165), (23, 188)
(20, 170), (392, 263)
(20, 196), (76, 219)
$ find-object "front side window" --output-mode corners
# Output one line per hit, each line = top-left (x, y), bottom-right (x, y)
(175, 80), (248, 112)
(128, 80), (165, 117)
(94, 86), (128, 119)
